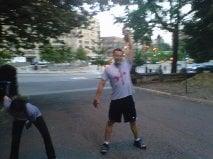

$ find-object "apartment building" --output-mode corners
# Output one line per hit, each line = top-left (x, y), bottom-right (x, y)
(58, 18), (100, 58)
(22, 18), (100, 62)
(101, 37), (125, 56)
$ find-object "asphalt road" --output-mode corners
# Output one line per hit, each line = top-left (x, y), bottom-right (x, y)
(0, 73), (212, 159)
(17, 73), (108, 96)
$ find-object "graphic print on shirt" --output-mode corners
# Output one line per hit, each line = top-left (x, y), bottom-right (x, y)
(113, 68), (126, 85)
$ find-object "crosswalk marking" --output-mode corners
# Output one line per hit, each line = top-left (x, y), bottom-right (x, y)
(70, 77), (88, 80)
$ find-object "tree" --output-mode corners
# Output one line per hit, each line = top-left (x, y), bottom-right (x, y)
(92, 47), (110, 66)
(134, 49), (145, 66)
(75, 48), (87, 61)
(183, 0), (213, 62)
(154, 35), (171, 51)
(0, 0), (117, 52)
(40, 45), (75, 63)
(0, 50), (13, 65)
(116, 0), (194, 73)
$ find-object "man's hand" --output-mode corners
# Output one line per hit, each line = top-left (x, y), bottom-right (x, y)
(25, 120), (32, 129)
(93, 79), (106, 108)
(93, 98), (100, 108)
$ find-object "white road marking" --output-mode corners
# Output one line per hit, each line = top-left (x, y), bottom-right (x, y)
(70, 77), (87, 80)
(22, 87), (111, 96)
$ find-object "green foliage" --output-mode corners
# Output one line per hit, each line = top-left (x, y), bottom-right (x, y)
(134, 49), (144, 66)
(75, 48), (87, 60)
(0, 50), (13, 65)
(0, 0), (116, 53)
(40, 45), (75, 63)
(92, 51), (109, 65)
(92, 58), (109, 66)
(177, 51), (185, 61)
(140, 49), (173, 64)
(91, 40), (110, 66)
(183, 0), (213, 62)
(154, 35), (171, 51)
(158, 43), (171, 51)
(115, 0), (194, 72)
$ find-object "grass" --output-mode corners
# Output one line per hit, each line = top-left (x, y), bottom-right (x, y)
(139, 72), (213, 101)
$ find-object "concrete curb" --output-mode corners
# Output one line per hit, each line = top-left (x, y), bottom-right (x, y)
(134, 86), (213, 105)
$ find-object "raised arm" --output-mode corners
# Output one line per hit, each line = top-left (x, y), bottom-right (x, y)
(93, 79), (106, 108)
(123, 28), (134, 61)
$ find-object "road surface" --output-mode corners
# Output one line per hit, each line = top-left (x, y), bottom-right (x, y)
(0, 73), (212, 159)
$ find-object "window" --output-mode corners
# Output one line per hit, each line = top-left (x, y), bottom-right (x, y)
(85, 41), (89, 44)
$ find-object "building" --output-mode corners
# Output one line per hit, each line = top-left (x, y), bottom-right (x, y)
(57, 18), (100, 58)
(100, 37), (125, 56)
(23, 18), (100, 63)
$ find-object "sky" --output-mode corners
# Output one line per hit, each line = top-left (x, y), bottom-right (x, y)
(95, 5), (174, 45)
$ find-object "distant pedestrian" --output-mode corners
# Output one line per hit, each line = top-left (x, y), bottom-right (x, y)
(93, 28), (146, 154)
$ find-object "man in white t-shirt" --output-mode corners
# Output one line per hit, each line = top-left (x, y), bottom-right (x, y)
(93, 31), (146, 154)
(0, 90), (56, 159)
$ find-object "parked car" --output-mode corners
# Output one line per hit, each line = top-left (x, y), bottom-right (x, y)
(199, 63), (213, 72)
(180, 62), (213, 73)
(180, 63), (202, 73)
(31, 61), (49, 65)
(31, 61), (49, 70)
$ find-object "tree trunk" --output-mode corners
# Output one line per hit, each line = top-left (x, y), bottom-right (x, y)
(171, 28), (179, 73)
(0, 23), (2, 45)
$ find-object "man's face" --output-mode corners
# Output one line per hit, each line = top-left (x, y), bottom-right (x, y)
(113, 50), (124, 65)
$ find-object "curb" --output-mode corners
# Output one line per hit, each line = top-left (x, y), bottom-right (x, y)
(134, 86), (213, 105)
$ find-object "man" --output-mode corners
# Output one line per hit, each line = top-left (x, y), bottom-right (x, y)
(93, 30), (146, 154)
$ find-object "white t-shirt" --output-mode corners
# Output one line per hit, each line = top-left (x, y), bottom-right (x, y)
(3, 96), (42, 121)
(101, 59), (133, 100)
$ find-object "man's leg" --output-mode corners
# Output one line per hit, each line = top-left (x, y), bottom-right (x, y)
(104, 120), (115, 142)
(130, 121), (147, 149)
(130, 121), (139, 140)
(100, 120), (115, 154)
(10, 120), (25, 159)
(33, 116), (56, 159)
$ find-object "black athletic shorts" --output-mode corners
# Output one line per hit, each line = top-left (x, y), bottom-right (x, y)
(109, 95), (136, 123)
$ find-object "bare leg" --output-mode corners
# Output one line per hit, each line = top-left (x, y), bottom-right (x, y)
(130, 121), (139, 140)
(104, 120), (115, 142)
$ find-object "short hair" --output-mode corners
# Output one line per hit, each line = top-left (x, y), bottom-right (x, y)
(112, 48), (123, 54)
